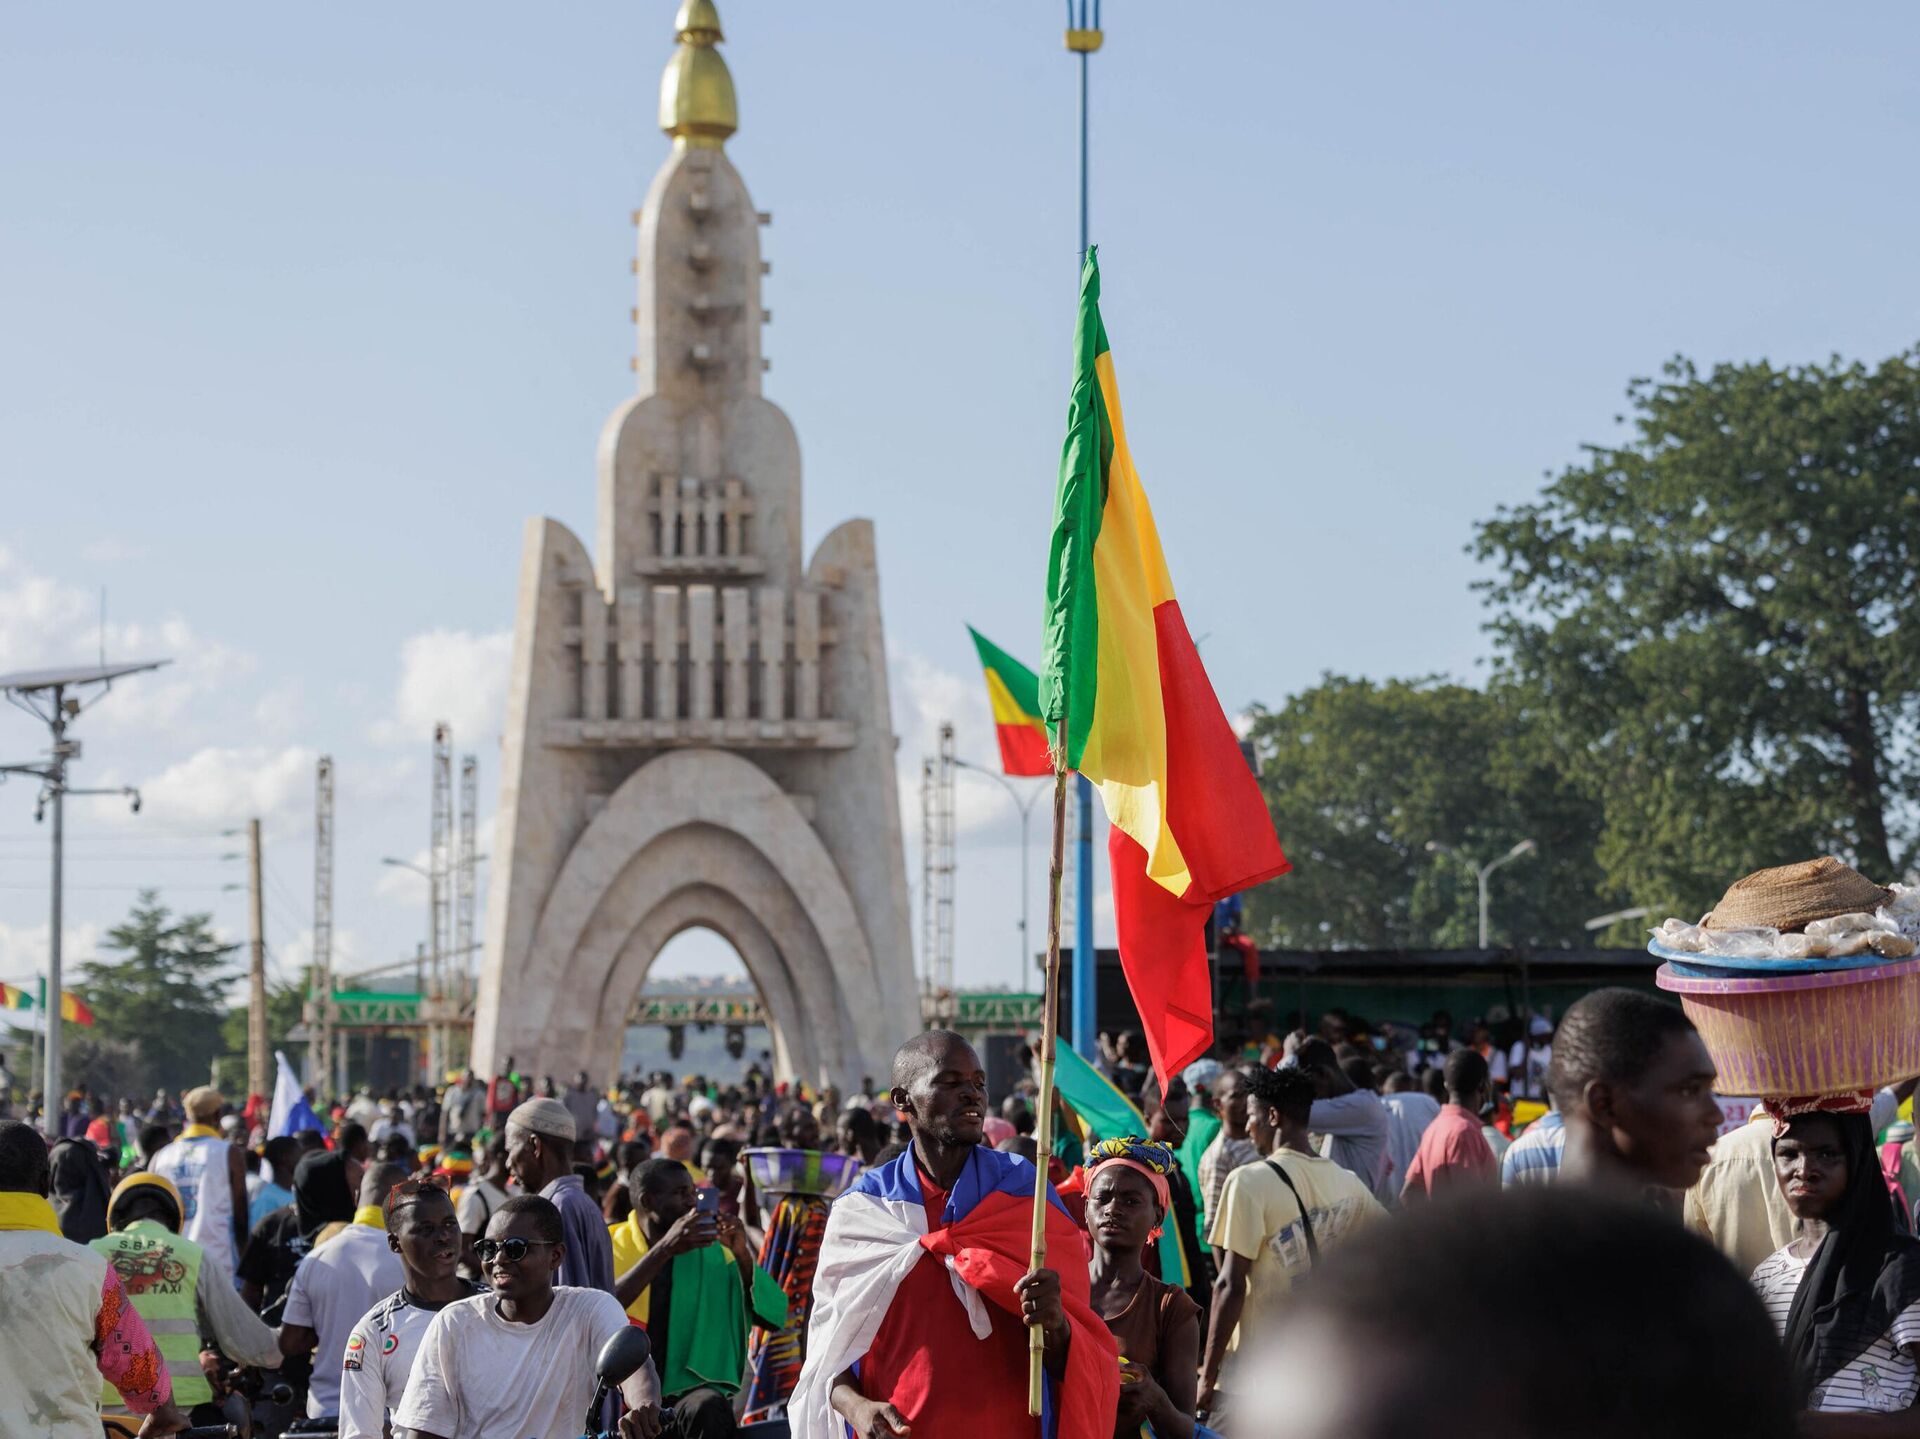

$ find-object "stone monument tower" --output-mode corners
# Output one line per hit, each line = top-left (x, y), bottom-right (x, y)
(471, 0), (917, 1086)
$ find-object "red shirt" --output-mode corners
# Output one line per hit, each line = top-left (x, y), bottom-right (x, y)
(1401, 1103), (1497, 1201)
(859, 1165), (1036, 1437)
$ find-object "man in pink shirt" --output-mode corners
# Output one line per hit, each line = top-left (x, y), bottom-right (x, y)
(1401, 1050), (1497, 1202)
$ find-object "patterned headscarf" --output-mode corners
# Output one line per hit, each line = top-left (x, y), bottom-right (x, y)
(1085, 1136), (1175, 1223)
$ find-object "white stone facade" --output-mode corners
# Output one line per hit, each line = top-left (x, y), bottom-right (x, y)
(471, 123), (916, 1088)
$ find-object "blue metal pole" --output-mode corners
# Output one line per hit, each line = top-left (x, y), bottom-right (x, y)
(1071, 775), (1096, 1056)
(1069, 2), (1098, 1060)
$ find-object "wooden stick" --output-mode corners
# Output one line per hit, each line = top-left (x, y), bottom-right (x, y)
(1028, 756), (1072, 1417)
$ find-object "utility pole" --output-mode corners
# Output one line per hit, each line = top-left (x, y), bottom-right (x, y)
(247, 817), (268, 1103)
(312, 757), (334, 1094)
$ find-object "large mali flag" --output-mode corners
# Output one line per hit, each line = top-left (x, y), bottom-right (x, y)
(966, 626), (1052, 777)
(1039, 247), (1290, 1085)
(0, 982), (29, 1012)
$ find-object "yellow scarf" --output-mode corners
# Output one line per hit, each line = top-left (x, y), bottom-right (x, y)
(180, 1124), (221, 1140)
(353, 1204), (385, 1228)
(0, 1192), (63, 1234)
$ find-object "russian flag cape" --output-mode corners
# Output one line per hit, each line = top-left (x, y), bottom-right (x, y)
(789, 1144), (1119, 1439)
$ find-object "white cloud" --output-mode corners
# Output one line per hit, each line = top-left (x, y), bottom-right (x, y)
(0, 919), (105, 981)
(887, 648), (1006, 837)
(132, 744), (318, 833)
(371, 629), (513, 751)
(0, 552), (253, 741)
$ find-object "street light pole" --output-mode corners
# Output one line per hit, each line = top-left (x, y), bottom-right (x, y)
(1477, 840), (1536, 949)
(953, 758), (1051, 990)
(1427, 837), (1536, 949)
(2, 659), (164, 1137)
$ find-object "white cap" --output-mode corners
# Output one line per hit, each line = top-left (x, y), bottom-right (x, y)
(506, 1096), (577, 1143)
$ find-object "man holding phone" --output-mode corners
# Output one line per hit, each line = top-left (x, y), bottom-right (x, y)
(610, 1159), (787, 1438)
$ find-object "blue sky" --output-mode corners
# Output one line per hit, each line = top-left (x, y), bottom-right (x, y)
(3, 2), (1918, 1016)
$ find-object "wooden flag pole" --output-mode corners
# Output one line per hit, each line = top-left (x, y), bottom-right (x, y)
(1027, 745), (1072, 1417)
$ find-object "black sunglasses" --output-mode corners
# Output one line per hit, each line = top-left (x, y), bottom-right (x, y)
(477, 1236), (557, 1264)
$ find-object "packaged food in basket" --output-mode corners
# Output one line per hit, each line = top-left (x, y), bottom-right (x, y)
(1653, 858), (1920, 1096)
(1649, 859), (1918, 961)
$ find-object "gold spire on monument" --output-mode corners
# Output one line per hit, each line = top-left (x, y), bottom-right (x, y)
(659, 0), (737, 149)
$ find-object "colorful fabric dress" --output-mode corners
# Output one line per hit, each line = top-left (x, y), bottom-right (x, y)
(741, 1147), (853, 1422)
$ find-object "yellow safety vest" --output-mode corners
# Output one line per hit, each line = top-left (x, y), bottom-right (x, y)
(93, 1219), (209, 1409)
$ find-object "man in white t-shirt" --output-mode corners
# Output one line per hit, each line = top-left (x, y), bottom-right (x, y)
(396, 1195), (663, 1439)
(338, 1179), (483, 1439)
(280, 1161), (408, 1418)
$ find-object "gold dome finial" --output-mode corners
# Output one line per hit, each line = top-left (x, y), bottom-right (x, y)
(660, 0), (737, 149)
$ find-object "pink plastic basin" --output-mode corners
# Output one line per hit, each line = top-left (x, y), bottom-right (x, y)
(1656, 955), (1920, 1098)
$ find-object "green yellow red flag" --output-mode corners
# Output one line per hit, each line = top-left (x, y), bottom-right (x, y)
(966, 626), (1052, 777)
(1039, 248), (1289, 1084)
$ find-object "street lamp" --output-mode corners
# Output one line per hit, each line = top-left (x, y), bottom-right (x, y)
(950, 758), (1051, 991)
(0, 658), (168, 1137)
(1428, 838), (1536, 949)
(1584, 905), (1650, 932)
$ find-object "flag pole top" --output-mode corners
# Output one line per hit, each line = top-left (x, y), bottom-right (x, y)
(660, 0), (736, 150)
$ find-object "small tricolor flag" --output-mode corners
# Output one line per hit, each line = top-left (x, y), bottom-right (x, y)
(966, 626), (1052, 777)
(0, 981), (94, 1026)
(1040, 248), (1290, 1085)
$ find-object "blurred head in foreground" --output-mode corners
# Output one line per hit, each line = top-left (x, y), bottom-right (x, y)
(1243, 1188), (1792, 1439)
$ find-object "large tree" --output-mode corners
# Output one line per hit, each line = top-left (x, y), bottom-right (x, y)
(1241, 675), (1605, 950)
(1474, 350), (1920, 919)
(69, 891), (239, 1096)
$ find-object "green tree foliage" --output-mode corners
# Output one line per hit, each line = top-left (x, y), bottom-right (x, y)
(1242, 676), (1604, 950)
(68, 891), (239, 1095)
(1474, 351), (1920, 918)
(219, 978), (308, 1070)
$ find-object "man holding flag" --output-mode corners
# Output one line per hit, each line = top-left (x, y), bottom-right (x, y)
(789, 1030), (1118, 1439)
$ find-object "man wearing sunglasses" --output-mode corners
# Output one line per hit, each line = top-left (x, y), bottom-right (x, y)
(396, 1195), (665, 1439)
(337, 1179), (483, 1439)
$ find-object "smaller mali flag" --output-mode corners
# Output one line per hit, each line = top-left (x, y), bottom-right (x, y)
(966, 626), (1052, 777)
(0, 982), (93, 1025)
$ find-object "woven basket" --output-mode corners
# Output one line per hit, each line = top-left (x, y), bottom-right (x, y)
(1704, 857), (1892, 932)
(1655, 955), (1920, 1097)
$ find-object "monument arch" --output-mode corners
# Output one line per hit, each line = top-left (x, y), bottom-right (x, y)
(472, 3), (917, 1084)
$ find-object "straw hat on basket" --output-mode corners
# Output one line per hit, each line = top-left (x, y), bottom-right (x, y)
(1703, 857), (1892, 933)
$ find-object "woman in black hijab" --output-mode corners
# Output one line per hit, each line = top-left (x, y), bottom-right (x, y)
(1755, 1108), (1920, 1425)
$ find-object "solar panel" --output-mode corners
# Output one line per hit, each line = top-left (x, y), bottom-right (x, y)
(0, 659), (170, 692)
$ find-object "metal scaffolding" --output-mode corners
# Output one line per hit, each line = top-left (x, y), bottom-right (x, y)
(919, 722), (955, 1016)
(427, 723), (453, 1081)
(455, 753), (478, 1025)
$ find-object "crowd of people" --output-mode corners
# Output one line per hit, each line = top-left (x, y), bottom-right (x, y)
(3, 985), (1919, 1439)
